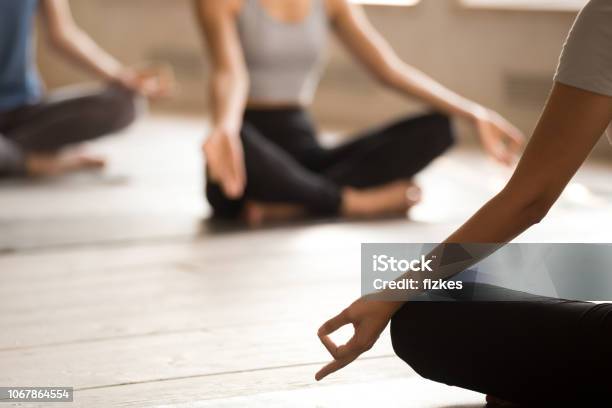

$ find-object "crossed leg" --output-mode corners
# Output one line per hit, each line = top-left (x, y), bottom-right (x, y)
(206, 112), (455, 225)
(0, 84), (138, 177)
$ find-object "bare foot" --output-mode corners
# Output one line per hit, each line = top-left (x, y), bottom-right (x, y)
(243, 201), (307, 227)
(486, 395), (523, 407)
(26, 152), (106, 177)
(342, 180), (422, 219)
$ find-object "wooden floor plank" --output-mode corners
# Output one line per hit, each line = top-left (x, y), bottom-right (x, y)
(175, 377), (485, 408)
(0, 240), (363, 349)
(64, 357), (484, 408)
(0, 320), (395, 389)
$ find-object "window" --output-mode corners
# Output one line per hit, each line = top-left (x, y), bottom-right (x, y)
(351, 0), (420, 6)
(460, 0), (588, 11)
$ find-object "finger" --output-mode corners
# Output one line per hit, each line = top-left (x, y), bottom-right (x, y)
(318, 334), (339, 358)
(482, 141), (500, 162)
(486, 144), (511, 167)
(502, 125), (523, 145)
(318, 310), (350, 336)
(204, 153), (222, 183)
(207, 166), (220, 183)
(315, 354), (358, 381)
(495, 149), (513, 166)
(159, 67), (177, 92)
(155, 80), (175, 98)
(231, 141), (246, 183)
(318, 311), (355, 360)
(204, 158), (219, 182)
(222, 176), (241, 199)
(223, 168), (242, 199)
(508, 130), (525, 152)
(140, 83), (158, 98)
(231, 155), (246, 196)
(221, 143), (245, 198)
(492, 140), (513, 165)
(146, 76), (174, 98)
(497, 121), (525, 151)
(211, 159), (236, 197)
(213, 147), (240, 198)
(320, 330), (363, 361)
(137, 71), (167, 97)
(334, 337), (362, 360)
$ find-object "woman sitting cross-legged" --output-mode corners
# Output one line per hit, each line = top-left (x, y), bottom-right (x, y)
(196, 0), (524, 226)
(0, 0), (173, 179)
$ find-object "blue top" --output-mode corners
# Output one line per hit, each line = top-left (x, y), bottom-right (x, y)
(0, 0), (41, 112)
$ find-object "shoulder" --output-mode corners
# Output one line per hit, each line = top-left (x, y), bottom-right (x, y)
(324, 0), (353, 21)
(555, 0), (612, 97)
(195, 0), (242, 19)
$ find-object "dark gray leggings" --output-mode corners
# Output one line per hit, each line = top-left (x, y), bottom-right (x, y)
(0, 84), (138, 177)
(206, 109), (455, 217)
(391, 283), (612, 406)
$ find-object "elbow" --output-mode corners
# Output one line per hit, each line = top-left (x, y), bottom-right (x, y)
(373, 58), (417, 91)
(212, 66), (249, 92)
(375, 66), (401, 90)
(498, 188), (557, 228)
(523, 198), (553, 227)
(235, 67), (249, 92)
(368, 57), (404, 89)
(47, 33), (67, 52)
(46, 27), (74, 53)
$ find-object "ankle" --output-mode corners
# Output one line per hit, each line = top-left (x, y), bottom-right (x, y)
(341, 188), (368, 217)
(25, 153), (60, 177)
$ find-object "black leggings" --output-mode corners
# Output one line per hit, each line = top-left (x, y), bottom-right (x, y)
(391, 284), (612, 406)
(206, 109), (455, 218)
(0, 84), (138, 177)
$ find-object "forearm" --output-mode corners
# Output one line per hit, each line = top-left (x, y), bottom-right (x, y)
(445, 188), (548, 244)
(333, 3), (485, 121)
(380, 192), (538, 312)
(51, 28), (124, 82)
(384, 61), (483, 121)
(209, 70), (248, 134)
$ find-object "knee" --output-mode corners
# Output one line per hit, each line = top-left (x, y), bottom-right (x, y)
(238, 122), (269, 177)
(205, 178), (244, 219)
(100, 85), (140, 132)
(425, 112), (456, 152)
(390, 302), (438, 379)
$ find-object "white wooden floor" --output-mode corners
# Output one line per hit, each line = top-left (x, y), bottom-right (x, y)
(2, 115), (612, 407)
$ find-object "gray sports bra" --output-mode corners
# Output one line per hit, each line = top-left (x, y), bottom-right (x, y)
(237, 0), (329, 105)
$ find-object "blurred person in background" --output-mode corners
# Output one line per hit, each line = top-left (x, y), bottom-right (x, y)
(197, 0), (524, 226)
(0, 0), (173, 179)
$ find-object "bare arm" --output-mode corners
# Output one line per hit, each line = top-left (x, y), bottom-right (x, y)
(41, 0), (124, 81)
(328, 0), (524, 164)
(329, 1), (477, 118)
(196, 0), (248, 134)
(41, 0), (174, 97)
(195, 0), (248, 198)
